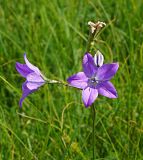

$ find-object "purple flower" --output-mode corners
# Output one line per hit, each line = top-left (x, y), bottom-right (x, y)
(67, 52), (119, 107)
(16, 54), (45, 107)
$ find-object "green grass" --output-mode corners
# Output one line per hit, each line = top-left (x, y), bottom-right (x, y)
(0, 0), (143, 159)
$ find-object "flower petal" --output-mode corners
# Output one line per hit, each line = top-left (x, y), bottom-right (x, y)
(15, 62), (33, 78)
(19, 82), (35, 107)
(26, 82), (45, 90)
(67, 72), (88, 89)
(96, 63), (119, 81)
(26, 72), (45, 83)
(94, 50), (104, 67)
(24, 53), (41, 75)
(97, 81), (118, 98)
(82, 87), (98, 107)
(19, 81), (45, 107)
(82, 53), (98, 78)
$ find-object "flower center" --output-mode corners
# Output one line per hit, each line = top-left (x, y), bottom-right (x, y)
(88, 77), (98, 87)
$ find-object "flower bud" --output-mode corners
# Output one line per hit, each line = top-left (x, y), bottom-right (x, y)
(94, 50), (104, 67)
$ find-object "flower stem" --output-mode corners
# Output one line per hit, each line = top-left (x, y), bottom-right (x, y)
(86, 31), (96, 52)
(45, 79), (81, 89)
(87, 21), (106, 159)
(92, 104), (96, 160)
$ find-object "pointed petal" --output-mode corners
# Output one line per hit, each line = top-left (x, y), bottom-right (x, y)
(24, 53), (41, 75)
(96, 63), (119, 81)
(82, 53), (98, 78)
(15, 62), (33, 78)
(19, 81), (45, 107)
(82, 87), (98, 107)
(67, 72), (88, 89)
(26, 72), (45, 83)
(97, 81), (118, 98)
(94, 50), (104, 67)
(19, 82), (35, 107)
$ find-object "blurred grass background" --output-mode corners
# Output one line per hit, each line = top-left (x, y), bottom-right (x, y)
(0, 0), (143, 159)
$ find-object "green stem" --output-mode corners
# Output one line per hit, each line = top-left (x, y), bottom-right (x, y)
(92, 104), (96, 160)
(86, 31), (96, 52)
(45, 79), (81, 90)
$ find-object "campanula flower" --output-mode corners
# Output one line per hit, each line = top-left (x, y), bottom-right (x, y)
(16, 54), (45, 107)
(67, 52), (119, 107)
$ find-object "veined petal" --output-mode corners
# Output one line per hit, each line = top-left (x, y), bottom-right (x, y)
(19, 81), (35, 107)
(15, 62), (33, 78)
(82, 53), (98, 78)
(24, 53), (41, 75)
(82, 87), (98, 107)
(67, 72), (88, 89)
(96, 63), (119, 81)
(27, 72), (45, 83)
(94, 50), (104, 67)
(97, 81), (118, 98)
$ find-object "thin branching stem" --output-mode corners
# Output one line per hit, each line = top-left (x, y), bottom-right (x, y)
(87, 21), (105, 159)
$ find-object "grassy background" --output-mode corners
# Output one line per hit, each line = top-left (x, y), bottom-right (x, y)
(0, 0), (143, 159)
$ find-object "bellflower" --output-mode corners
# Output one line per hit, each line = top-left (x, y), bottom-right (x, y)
(67, 52), (119, 107)
(16, 54), (45, 107)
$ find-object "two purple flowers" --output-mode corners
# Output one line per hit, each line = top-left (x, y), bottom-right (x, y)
(16, 51), (119, 107)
